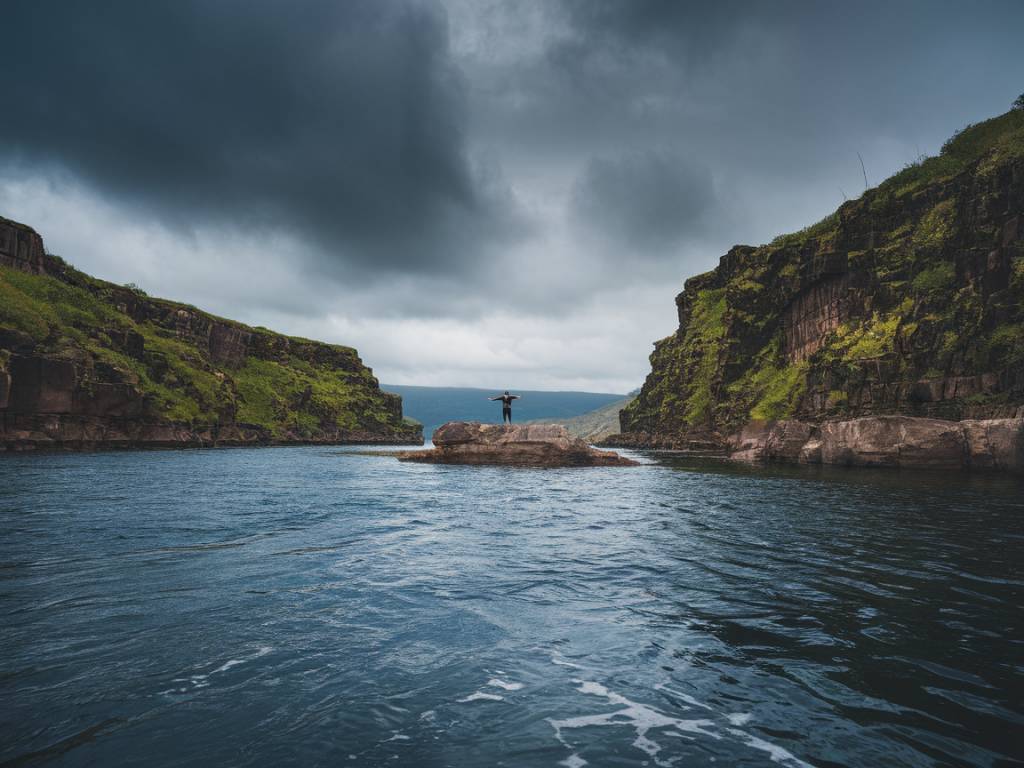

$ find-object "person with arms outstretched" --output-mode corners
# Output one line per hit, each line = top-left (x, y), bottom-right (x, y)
(490, 391), (520, 424)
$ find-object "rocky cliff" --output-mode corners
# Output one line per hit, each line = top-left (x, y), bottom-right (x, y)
(613, 107), (1024, 468)
(0, 216), (422, 450)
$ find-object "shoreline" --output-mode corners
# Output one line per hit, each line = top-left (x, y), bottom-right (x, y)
(602, 414), (1024, 474)
(0, 437), (425, 455)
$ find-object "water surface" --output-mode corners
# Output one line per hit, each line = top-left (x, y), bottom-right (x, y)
(1, 447), (1021, 766)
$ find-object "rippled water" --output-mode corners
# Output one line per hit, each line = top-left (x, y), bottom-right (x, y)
(1, 447), (1021, 767)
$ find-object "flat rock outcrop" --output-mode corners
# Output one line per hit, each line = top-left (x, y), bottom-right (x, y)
(398, 422), (638, 467)
(727, 416), (1024, 472)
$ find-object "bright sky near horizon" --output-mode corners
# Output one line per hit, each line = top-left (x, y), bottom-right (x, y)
(2, 1), (1022, 392)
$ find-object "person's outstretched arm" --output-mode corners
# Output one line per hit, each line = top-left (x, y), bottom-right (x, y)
(511, 395), (521, 400)
(488, 396), (500, 400)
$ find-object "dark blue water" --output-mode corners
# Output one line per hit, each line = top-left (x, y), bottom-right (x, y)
(1, 448), (1021, 767)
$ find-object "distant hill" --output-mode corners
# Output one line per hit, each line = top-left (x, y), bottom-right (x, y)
(526, 393), (637, 442)
(382, 384), (626, 437)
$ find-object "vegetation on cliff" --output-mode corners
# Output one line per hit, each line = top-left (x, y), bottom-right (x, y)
(0, 220), (420, 444)
(621, 104), (1024, 442)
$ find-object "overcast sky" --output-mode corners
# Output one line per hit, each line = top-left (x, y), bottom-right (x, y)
(2, 1), (1022, 392)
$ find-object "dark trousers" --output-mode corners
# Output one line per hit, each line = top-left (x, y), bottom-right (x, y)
(503, 407), (512, 424)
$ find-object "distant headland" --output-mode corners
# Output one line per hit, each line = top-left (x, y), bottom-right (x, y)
(0, 216), (422, 451)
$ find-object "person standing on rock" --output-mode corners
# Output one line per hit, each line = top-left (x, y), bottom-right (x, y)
(489, 391), (520, 424)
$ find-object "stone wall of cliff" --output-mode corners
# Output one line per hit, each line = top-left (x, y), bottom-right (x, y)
(0, 216), (421, 450)
(617, 108), (1024, 454)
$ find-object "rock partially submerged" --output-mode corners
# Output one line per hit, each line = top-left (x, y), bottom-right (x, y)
(397, 421), (638, 467)
(728, 416), (1024, 472)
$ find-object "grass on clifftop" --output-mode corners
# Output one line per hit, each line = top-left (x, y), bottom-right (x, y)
(883, 108), (1024, 198)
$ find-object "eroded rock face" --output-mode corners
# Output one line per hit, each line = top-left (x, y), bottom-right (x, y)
(399, 422), (638, 467)
(819, 416), (965, 470)
(7, 355), (77, 414)
(0, 217), (46, 274)
(730, 420), (815, 462)
(725, 415), (1024, 473)
(961, 418), (1024, 471)
(783, 273), (854, 362)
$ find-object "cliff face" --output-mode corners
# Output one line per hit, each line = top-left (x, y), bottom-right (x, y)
(618, 109), (1024, 449)
(0, 216), (422, 450)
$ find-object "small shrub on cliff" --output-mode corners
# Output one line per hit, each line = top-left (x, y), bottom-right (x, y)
(749, 361), (809, 421)
(847, 314), (901, 359)
(1013, 93), (1024, 111)
(123, 282), (148, 296)
(912, 262), (955, 296)
(913, 200), (956, 251)
(988, 324), (1024, 366)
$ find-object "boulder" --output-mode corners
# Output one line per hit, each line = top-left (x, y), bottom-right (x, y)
(799, 437), (823, 464)
(962, 418), (1024, 472)
(398, 421), (638, 467)
(729, 420), (815, 462)
(819, 416), (965, 470)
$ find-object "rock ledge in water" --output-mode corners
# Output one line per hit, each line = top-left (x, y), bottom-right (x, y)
(397, 421), (638, 467)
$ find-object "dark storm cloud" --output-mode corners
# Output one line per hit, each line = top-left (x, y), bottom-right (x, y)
(3, 0), (1023, 390)
(457, 0), (1022, 270)
(0, 0), (520, 275)
(571, 151), (714, 251)
(466, 0), (1023, 173)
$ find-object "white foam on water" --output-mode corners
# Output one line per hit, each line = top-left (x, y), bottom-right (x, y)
(549, 679), (814, 768)
(211, 646), (273, 675)
(487, 678), (524, 691)
(727, 728), (815, 767)
(169, 646), (275, 693)
(383, 733), (410, 742)
(456, 692), (505, 703)
(548, 679), (718, 768)
(654, 682), (714, 711)
(419, 709), (436, 722)
(560, 754), (588, 768)
(550, 654), (584, 669)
